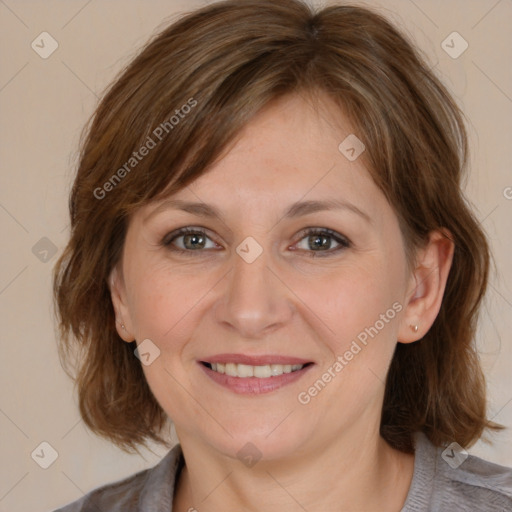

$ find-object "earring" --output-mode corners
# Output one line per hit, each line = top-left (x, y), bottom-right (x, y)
(411, 324), (419, 332)
(121, 324), (125, 330)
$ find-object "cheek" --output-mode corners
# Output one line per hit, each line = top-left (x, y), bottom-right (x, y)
(128, 266), (201, 340)
(125, 254), (229, 365)
(126, 265), (211, 412)
(298, 265), (404, 410)
(304, 261), (406, 410)
(310, 261), (402, 349)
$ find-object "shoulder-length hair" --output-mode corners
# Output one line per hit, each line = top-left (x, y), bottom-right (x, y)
(53, 0), (501, 453)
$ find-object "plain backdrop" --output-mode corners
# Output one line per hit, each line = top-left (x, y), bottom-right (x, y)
(0, 1), (511, 511)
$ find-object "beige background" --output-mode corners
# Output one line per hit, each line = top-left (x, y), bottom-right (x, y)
(0, 0), (511, 511)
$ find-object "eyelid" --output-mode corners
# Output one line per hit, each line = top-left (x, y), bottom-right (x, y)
(162, 226), (221, 248)
(294, 227), (350, 245)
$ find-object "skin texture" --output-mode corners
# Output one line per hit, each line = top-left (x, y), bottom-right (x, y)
(110, 93), (454, 511)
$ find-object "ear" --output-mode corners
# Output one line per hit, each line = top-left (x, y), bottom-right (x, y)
(108, 265), (135, 342)
(397, 229), (455, 343)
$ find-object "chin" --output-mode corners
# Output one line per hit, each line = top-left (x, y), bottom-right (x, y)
(201, 417), (312, 464)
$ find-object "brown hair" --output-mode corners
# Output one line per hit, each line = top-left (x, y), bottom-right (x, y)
(53, 0), (502, 454)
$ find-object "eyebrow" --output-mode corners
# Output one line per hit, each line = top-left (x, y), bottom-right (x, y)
(144, 198), (372, 225)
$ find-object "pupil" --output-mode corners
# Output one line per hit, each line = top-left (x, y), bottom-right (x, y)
(185, 233), (204, 249)
(310, 235), (329, 250)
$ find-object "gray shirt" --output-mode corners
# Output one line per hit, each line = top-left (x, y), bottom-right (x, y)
(54, 432), (512, 511)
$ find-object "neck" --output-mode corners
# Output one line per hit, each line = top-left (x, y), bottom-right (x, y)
(173, 425), (415, 512)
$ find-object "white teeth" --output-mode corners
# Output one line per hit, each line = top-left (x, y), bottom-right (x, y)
(225, 363), (237, 376)
(254, 365), (271, 378)
(237, 364), (254, 377)
(270, 364), (282, 376)
(209, 362), (305, 378)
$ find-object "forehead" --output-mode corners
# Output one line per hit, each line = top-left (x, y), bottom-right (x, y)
(166, 94), (375, 203)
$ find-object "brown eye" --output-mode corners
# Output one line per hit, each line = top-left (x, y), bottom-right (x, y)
(294, 228), (350, 257)
(180, 232), (207, 250)
(163, 227), (219, 253)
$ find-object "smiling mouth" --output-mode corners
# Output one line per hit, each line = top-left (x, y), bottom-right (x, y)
(201, 362), (312, 378)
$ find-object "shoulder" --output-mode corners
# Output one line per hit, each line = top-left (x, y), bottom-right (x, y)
(53, 444), (183, 512)
(402, 432), (512, 512)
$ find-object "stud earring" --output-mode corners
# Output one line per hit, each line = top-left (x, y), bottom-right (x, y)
(411, 324), (419, 332)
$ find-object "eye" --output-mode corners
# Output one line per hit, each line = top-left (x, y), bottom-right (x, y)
(293, 228), (351, 257)
(162, 226), (351, 257)
(162, 227), (220, 253)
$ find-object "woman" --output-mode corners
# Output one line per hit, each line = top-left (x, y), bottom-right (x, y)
(52, 0), (512, 510)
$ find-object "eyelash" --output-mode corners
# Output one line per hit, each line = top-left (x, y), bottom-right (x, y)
(162, 227), (351, 258)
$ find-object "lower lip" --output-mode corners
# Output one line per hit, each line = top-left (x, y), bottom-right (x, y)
(199, 363), (314, 394)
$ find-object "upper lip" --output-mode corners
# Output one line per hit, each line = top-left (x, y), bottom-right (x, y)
(201, 353), (312, 366)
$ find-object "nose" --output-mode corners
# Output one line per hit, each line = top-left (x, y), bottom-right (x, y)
(214, 244), (295, 339)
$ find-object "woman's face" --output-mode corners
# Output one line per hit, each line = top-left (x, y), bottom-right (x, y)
(112, 93), (416, 461)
